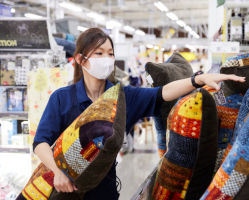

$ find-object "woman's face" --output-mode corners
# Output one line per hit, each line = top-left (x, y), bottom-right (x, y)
(82, 39), (114, 70)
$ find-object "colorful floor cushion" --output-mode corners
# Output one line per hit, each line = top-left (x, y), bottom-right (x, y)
(145, 52), (193, 158)
(200, 89), (249, 200)
(16, 83), (126, 200)
(221, 52), (249, 96)
(152, 88), (218, 200)
(203, 86), (244, 173)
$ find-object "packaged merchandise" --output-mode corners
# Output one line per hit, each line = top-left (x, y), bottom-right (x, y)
(0, 55), (16, 86)
(15, 56), (30, 85)
(30, 54), (45, 71)
(6, 88), (23, 112)
(0, 87), (7, 112)
(230, 15), (242, 41)
(21, 121), (29, 134)
(11, 134), (29, 147)
(0, 120), (17, 145)
(244, 15), (249, 41)
(22, 88), (28, 112)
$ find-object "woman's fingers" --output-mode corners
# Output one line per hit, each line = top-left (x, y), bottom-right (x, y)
(73, 183), (78, 191)
(221, 74), (245, 82)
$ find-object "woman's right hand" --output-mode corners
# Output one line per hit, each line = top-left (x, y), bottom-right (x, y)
(53, 168), (78, 193)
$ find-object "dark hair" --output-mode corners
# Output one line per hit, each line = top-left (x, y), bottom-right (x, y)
(73, 28), (115, 84)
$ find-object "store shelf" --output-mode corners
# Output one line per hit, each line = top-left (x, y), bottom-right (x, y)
(0, 145), (30, 154)
(0, 111), (28, 120)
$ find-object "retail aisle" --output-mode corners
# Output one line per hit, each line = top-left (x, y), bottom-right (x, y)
(116, 124), (159, 200)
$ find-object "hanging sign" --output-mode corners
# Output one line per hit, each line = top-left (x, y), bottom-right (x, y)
(210, 42), (240, 53)
(0, 19), (51, 51)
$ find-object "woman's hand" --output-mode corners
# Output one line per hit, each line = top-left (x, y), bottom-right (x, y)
(53, 168), (78, 193)
(195, 74), (246, 91)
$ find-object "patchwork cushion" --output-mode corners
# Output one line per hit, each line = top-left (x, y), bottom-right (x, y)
(220, 52), (249, 95)
(16, 83), (126, 200)
(145, 52), (193, 157)
(152, 88), (218, 200)
(203, 86), (244, 173)
(200, 89), (249, 200)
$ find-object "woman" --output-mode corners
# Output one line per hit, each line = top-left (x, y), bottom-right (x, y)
(33, 28), (245, 200)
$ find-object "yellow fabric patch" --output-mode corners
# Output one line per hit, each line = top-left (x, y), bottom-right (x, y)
(178, 92), (202, 120)
(23, 176), (52, 200)
(33, 176), (53, 197)
(180, 190), (186, 199)
(62, 127), (80, 154)
(183, 180), (189, 189)
(103, 84), (120, 100)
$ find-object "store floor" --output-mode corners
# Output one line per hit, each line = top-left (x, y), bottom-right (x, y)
(116, 124), (159, 200)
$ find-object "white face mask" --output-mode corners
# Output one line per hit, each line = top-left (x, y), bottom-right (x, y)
(80, 54), (115, 80)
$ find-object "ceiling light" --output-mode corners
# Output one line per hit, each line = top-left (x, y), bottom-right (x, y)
(154, 46), (159, 50)
(176, 20), (186, 27)
(135, 30), (145, 36)
(190, 30), (195, 35)
(24, 13), (43, 19)
(154, 1), (168, 12)
(3, 0), (14, 5)
(194, 34), (200, 39)
(11, 8), (15, 13)
(87, 12), (105, 21)
(184, 26), (192, 32)
(172, 44), (177, 50)
(124, 25), (135, 32)
(78, 26), (88, 32)
(106, 20), (122, 29)
(166, 12), (178, 21)
(147, 44), (153, 48)
(59, 2), (82, 12)
(109, 34), (113, 38)
(161, 47), (165, 51)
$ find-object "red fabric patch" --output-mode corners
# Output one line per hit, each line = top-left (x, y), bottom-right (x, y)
(80, 141), (100, 162)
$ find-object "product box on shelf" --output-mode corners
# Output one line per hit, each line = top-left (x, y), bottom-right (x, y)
(0, 120), (17, 145)
(6, 88), (23, 112)
(0, 55), (16, 86)
(22, 88), (28, 112)
(0, 87), (7, 112)
(21, 121), (29, 134)
(15, 56), (30, 86)
(11, 134), (29, 147)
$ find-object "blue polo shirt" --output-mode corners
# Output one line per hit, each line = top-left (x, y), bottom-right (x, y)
(33, 76), (162, 200)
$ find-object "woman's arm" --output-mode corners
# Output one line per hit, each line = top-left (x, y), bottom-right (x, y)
(162, 74), (245, 101)
(35, 143), (78, 193)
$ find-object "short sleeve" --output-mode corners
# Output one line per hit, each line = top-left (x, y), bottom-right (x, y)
(33, 92), (62, 147)
(124, 86), (162, 133)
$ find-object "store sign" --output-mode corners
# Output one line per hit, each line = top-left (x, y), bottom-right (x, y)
(0, 4), (12, 17)
(210, 42), (240, 53)
(133, 34), (156, 42)
(0, 20), (51, 50)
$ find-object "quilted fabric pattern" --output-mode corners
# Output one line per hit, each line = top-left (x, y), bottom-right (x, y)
(203, 85), (244, 173)
(200, 88), (249, 200)
(152, 88), (218, 200)
(145, 52), (193, 158)
(17, 83), (124, 200)
(64, 138), (89, 175)
(220, 52), (249, 95)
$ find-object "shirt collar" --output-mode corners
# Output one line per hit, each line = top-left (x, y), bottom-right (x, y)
(76, 76), (114, 104)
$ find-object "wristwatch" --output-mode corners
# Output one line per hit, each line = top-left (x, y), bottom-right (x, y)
(191, 71), (205, 88)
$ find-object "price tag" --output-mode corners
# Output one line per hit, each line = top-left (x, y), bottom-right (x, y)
(7, 61), (15, 70)
(213, 89), (227, 106)
(145, 74), (154, 85)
